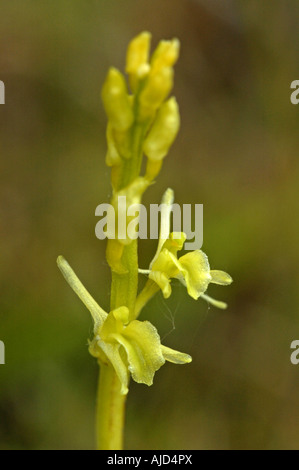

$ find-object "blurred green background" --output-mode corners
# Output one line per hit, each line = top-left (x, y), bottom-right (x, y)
(1, 0), (299, 450)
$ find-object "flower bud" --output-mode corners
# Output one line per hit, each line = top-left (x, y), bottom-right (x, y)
(105, 123), (122, 167)
(145, 160), (163, 181)
(126, 31), (151, 90)
(143, 97), (180, 161)
(151, 39), (180, 71)
(101, 68), (134, 131)
(111, 177), (151, 245)
(138, 67), (173, 119)
(106, 239), (127, 274)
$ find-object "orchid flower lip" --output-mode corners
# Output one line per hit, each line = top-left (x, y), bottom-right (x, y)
(90, 306), (192, 394)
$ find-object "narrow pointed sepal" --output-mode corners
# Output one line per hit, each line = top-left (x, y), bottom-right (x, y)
(161, 345), (192, 364)
(210, 270), (233, 285)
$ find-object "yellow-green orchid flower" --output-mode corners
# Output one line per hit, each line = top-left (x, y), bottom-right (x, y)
(57, 256), (191, 395)
(150, 232), (232, 308)
(136, 189), (232, 314)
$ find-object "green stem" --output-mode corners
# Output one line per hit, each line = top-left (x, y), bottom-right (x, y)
(96, 363), (127, 450)
(96, 118), (146, 450)
(119, 122), (147, 188)
(110, 241), (138, 318)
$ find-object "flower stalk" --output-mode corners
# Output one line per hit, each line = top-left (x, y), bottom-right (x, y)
(96, 363), (126, 450)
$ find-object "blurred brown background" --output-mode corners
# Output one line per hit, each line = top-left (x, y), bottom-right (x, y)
(1, 0), (299, 450)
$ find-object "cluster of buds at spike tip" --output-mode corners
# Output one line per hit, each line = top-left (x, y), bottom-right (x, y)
(101, 31), (181, 273)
